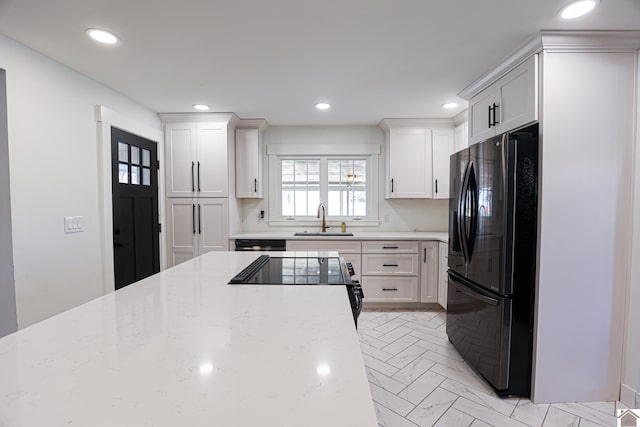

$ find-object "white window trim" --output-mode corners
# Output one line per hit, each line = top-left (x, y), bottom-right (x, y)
(267, 144), (380, 227)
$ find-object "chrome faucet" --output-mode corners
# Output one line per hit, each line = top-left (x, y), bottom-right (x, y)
(317, 202), (330, 232)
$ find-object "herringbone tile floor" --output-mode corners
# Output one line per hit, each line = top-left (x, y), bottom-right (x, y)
(358, 311), (627, 427)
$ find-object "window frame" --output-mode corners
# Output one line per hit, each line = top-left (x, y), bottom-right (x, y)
(267, 144), (380, 227)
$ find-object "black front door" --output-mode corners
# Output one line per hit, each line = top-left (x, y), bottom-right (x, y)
(111, 127), (160, 290)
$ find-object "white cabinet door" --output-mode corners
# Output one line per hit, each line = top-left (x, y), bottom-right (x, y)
(166, 198), (198, 267)
(420, 241), (438, 303)
(166, 198), (229, 267)
(165, 124), (196, 197)
(469, 55), (538, 145)
(197, 198), (229, 253)
(165, 122), (228, 197)
(197, 123), (228, 197)
(438, 242), (448, 309)
(387, 128), (432, 198)
(495, 55), (538, 135)
(432, 129), (453, 199)
(453, 122), (468, 153)
(235, 128), (263, 198)
(361, 276), (419, 302)
(469, 85), (496, 145)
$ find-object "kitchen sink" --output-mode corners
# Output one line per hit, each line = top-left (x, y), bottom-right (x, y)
(293, 232), (354, 237)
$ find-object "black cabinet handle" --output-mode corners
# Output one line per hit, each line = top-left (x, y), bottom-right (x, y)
(382, 288), (398, 291)
(382, 264), (399, 267)
(198, 204), (202, 234)
(192, 204), (196, 234)
(424, 248), (427, 263)
(197, 162), (201, 192)
(254, 178), (257, 193)
(391, 178), (394, 193)
(488, 105), (493, 128)
(191, 162), (195, 192)
(382, 246), (399, 249)
(492, 103), (500, 125)
(435, 179), (438, 194)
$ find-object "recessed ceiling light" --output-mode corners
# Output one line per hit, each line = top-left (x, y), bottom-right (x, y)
(192, 104), (210, 111)
(315, 103), (331, 110)
(442, 102), (459, 109)
(86, 28), (119, 45)
(558, 0), (599, 19)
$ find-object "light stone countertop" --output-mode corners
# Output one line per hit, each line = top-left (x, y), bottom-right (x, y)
(0, 251), (378, 427)
(230, 230), (449, 242)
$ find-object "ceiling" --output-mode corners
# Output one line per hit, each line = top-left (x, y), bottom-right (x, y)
(0, 0), (639, 125)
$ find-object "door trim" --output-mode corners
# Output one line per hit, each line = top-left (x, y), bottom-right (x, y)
(96, 105), (164, 294)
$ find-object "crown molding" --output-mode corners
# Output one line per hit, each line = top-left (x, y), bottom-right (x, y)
(457, 30), (640, 100)
(235, 118), (270, 132)
(157, 112), (239, 124)
(378, 118), (455, 131)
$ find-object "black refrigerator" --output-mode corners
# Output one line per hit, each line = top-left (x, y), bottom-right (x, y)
(447, 123), (538, 397)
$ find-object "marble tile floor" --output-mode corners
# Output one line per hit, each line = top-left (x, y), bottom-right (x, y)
(358, 311), (627, 427)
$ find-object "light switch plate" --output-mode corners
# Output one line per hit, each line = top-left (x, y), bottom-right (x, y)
(64, 216), (84, 233)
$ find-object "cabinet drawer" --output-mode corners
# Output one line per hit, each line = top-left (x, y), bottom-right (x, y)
(362, 254), (418, 275)
(361, 276), (418, 302)
(362, 241), (418, 254)
(286, 240), (361, 253)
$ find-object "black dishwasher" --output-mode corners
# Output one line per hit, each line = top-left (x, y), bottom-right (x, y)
(235, 239), (286, 252)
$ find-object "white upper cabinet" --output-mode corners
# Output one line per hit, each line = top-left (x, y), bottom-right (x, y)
(381, 120), (454, 199)
(453, 122), (468, 153)
(469, 55), (538, 145)
(386, 127), (433, 198)
(165, 122), (228, 198)
(431, 129), (453, 199)
(235, 128), (263, 198)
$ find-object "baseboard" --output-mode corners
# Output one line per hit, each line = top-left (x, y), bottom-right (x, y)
(621, 383), (640, 408)
(362, 302), (443, 311)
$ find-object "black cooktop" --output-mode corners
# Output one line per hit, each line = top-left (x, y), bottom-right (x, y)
(228, 255), (353, 285)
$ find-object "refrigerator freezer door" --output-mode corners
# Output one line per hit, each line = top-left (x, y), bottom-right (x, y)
(446, 271), (512, 391)
(448, 148), (469, 276)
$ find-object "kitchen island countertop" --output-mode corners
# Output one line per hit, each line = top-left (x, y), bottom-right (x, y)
(0, 251), (377, 426)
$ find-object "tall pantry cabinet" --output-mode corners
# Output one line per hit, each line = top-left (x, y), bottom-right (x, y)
(160, 113), (242, 267)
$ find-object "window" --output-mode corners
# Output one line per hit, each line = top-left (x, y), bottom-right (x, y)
(278, 157), (370, 220)
(267, 143), (380, 226)
(118, 141), (152, 186)
(328, 159), (367, 216)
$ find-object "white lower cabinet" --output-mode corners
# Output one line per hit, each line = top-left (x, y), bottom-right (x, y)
(166, 198), (229, 267)
(286, 240), (362, 281)
(361, 276), (419, 302)
(419, 241), (439, 303)
(361, 241), (419, 302)
(438, 242), (448, 309)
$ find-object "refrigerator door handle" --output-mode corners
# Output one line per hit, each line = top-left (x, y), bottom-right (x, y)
(457, 163), (469, 264)
(466, 162), (479, 257)
(449, 272), (499, 305)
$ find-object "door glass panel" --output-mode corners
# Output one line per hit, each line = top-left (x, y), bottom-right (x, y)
(131, 166), (140, 185)
(142, 168), (150, 186)
(131, 146), (140, 165)
(118, 163), (129, 183)
(118, 142), (128, 162)
(142, 149), (150, 167)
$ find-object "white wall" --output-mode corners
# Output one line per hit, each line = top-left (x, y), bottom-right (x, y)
(621, 51), (640, 409)
(0, 34), (161, 328)
(0, 68), (17, 337)
(241, 125), (449, 232)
